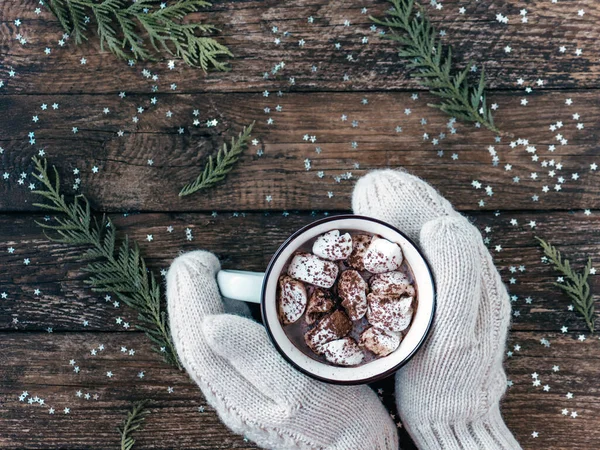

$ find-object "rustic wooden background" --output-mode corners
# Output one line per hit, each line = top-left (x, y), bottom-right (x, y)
(1, 0), (600, 448)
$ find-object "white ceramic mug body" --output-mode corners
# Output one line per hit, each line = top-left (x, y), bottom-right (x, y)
(217, 214), (436, 384)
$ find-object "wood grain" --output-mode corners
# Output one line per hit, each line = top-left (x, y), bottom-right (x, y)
(2, 0), (600, 448)
(2, 0), (600, 94)
(1, 211), (598, 333)
(2, 331), (599, 449)
(0, 332), (259, 449)
(1, 91), (599, 212)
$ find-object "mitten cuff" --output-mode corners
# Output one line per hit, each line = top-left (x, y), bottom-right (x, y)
(406, 404), (521, 450)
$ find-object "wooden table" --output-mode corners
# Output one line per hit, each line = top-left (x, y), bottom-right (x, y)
(1, 0), (599, 448)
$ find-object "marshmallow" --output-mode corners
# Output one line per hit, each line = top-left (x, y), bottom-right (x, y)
(312, 230), (353, 261)
(277, 276), (308, 324)
(363, 238), (403, 274)
(359, 326), (401, 357)
(305, 310), (352, 354)
(346, 234), (372, 271)
(281, 231), (417, 367)
(367, 294), (413, 332)
(305, 288), (335, 325)
(288, 252), (339, 288)
(338, 270), (368, 321)
(370, 271), (415, 298)
(320, 337), (365, 366)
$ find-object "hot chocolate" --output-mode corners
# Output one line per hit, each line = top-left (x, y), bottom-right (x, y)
(277, 229), (417, 367)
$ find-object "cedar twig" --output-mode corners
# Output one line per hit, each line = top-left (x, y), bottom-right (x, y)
(45, 0), (232, 71)
(118, 400), (150, 450)
(371, 0), (498, 133)
(31, 157), (182, 369)
(536, 237), (595, 333)
(179, 122), (254, 197)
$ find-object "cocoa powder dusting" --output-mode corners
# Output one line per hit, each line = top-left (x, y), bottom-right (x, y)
(280, 230), (417, 367)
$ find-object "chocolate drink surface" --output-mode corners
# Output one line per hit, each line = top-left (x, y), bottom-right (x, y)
(277, 229), (418, 367)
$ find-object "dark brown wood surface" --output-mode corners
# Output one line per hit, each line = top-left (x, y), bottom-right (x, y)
(3, 0), (600, 93)
(1, 0), (600, 448)
(1, 91), (600, 212)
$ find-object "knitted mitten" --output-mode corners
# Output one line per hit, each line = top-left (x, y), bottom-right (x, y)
(167, 250), (398, 450)
(353, 170), (521, 450)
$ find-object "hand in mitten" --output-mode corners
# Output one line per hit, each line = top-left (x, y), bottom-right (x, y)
(353, 170), (521, 449)
(167, 250), (398, 450)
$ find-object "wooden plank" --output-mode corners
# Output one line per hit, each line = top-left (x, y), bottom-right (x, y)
(0, 332), (258, 449)
(1, 331), (599, 449)
(502, 332), (600, 449)
(1, 210), (598, 332)
(1, 91), (599, 212)
(2, 1), (600, 448)
(2, 0), (600, 93)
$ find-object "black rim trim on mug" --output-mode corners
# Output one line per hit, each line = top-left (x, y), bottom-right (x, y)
(260, 214), (437, 385)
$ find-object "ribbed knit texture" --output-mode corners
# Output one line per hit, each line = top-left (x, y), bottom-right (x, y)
(353, 169), (521, 450)
(167, 250), (398, 450)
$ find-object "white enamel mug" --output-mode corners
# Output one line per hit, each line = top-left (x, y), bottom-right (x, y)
(216, 215), (436, 384)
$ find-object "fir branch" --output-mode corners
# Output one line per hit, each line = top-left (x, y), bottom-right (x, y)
(179, 122), (254, 197)
(45, 0), (76, 36)
(44, 0), (232, 71)
(536, 237), (595, 333)
(118, 400), (150, 450)
(371, 0), (498, 133)
(31, 157), (182, 369)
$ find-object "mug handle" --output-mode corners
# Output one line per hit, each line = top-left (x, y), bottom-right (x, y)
(217, 270), (265, 304)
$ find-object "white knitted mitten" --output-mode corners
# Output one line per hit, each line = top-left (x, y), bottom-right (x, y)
(167, 250), (399, 450)
(353, 170), (521, 450)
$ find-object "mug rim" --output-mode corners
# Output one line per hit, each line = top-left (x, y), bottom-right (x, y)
(260, 214), (437, 385)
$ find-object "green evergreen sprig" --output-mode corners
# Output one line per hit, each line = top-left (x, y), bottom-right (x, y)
(371, 0), (498, 133)
(31, 157), (182, 369)
(179, 122), (254, 197)
(44, 0), (232, 71)
(118, 400), (150, 450)
(536, 237), (595, 333)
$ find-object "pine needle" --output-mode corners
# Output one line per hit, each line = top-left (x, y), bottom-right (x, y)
(44, 0), (232, 71)
(31, 157), (182, 369)
(118, 400), (150, 450)
(179, 122), (254, 197)
(371, 0), (498, 133)
(536, 237), (595, 333)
